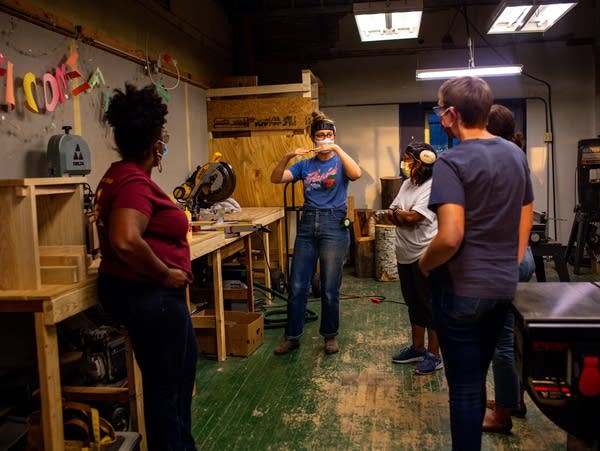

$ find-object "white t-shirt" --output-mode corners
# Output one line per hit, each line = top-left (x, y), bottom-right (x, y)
(389, 179), (437, 264)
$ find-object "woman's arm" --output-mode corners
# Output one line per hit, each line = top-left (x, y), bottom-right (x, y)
(386, 207), (424, 227)
(518, 202), (534, 263)
(418, 203), (464, 275)
(316, 143), (361, 180)
(270, 148), (312, 183)
(109, 207), (189, 287)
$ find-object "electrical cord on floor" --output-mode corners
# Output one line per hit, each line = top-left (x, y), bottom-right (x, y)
(253, 282), (319, 329)
(338, 293), (408, 306)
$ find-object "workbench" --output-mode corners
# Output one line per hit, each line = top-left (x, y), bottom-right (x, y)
(0, 206), (284, 450)
(188, 207), (285, 361)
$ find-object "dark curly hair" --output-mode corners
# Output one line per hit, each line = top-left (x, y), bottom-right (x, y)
(104, 84), (168, 161)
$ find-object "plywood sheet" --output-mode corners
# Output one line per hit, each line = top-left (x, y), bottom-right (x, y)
(209, 135), (312, 207)
(207, 98), (313, 133)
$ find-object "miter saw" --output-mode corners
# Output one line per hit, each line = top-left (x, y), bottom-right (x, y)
(173, 152), (236, 212)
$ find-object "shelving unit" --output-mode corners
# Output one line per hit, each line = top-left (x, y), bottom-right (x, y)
(0, 177), (87, 291)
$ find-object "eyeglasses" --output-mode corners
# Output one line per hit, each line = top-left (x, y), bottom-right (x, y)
(314, 132), (334, 139)
(433, 105), (451, 117)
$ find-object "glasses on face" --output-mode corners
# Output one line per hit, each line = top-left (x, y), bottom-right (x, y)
(314, 132), (334, 139)
(433, 105), (451, 117)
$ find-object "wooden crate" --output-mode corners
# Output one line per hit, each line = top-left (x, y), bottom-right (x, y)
(0, 177), (87, 290)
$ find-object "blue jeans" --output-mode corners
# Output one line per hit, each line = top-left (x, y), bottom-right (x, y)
(491, 310), (519, 409)
(285, 208), (349, 340)
(431, 286), (511, 451)
(491, 246), (536, 409)
(98, 273), (198, 451)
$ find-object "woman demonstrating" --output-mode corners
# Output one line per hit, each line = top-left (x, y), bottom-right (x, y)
(94, 84), (197, 450)
(271, 111), (361, 355)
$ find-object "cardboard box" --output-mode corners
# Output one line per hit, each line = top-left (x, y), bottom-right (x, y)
(195, 310), (264, 357)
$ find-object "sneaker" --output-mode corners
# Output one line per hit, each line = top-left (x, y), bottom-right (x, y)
(274, 339), (300, 355)
(392, 345), (426, 364)
(414, 352), (443, 375)
(324, 337), (339, 354)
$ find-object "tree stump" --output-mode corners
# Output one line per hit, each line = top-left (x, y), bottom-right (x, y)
(354, 236), (375, 278)
(380, 176), (403, 209)
(375, 224), (398, 281)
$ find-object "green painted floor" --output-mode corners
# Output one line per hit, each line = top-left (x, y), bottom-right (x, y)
(191, 262), (599, 450)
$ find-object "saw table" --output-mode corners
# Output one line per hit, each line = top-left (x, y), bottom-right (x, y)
(513, 282), (600, 446)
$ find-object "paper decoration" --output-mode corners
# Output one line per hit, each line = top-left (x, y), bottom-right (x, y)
(65, 49), (91, 96)
(155, 81), (171, 102)
(23, 72), (39, 113)
(87, 67), (105, 91)
(5, 61), (15, 110)
(42, 73), (59, 112)
(0, 54), (15, 111)
(102, 89), (111, 114)
(55, 64), (69, 104)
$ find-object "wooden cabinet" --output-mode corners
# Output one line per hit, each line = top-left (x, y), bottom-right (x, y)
(0, 177), (87, 290)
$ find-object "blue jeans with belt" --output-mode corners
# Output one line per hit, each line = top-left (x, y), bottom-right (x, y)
(431, 285), (511, 451)
(285, 208), (350, 340)
(98, 273), (198, 451)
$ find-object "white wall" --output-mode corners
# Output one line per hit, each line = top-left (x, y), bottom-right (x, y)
(323, 105), (399, 210)
(313, 40), (597, 244)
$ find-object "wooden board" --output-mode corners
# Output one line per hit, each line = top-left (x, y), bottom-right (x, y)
(209, 135), (311, 207)
(207, 97), (313, 133)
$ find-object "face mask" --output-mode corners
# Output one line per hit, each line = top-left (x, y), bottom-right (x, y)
(316, 138), (334, 146)
(158, 140), (169, 158)
(401, 161), (411, 178)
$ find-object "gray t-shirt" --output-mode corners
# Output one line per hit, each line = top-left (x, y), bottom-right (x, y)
(428, 136), (534, 299)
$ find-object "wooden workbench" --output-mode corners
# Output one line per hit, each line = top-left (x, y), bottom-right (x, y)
(0, 206), (284, 449)
(0, 276), (145, 451)
(188, 207), (285, 361)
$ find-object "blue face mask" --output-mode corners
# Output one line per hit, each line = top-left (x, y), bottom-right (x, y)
(158, 140), (169, 157)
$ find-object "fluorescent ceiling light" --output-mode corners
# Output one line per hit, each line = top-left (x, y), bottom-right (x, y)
(354, 0), (423, 42)
(488, 1), (577, 34)
(415, 65), (524, 81)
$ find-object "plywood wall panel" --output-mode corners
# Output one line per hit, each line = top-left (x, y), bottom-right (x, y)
(209, 135), (313, 207)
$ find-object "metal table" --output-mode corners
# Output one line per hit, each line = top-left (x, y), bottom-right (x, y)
(513, 282), (600, 446)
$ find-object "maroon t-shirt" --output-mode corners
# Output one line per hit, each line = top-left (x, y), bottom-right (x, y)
(94, 161), (192, 282)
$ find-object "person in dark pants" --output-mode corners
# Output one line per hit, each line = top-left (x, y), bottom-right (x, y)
(95, 84), (197, 451)
(418, 77), (534, 451)
(270, 111), (361, 355)
(482, 104), (536, 433)
(387, 142), (442, 375)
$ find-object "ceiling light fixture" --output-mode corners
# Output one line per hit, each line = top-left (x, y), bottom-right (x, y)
(416, 65), (523, 80)
(487, 1), (578, 34)
(415, 37), (523, 81)
(353, 0), (423, 42)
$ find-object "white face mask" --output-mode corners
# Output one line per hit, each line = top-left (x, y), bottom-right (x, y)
(317, 138), (335, 146)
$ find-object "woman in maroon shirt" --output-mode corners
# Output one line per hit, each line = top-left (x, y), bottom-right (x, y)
(95, 84), (197, 450)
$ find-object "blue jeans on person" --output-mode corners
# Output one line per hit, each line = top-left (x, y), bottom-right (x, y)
(492, 246), (535, 409)
(431, 285), (511, 451)
(285, 208), (350, 340)
(98, 273), (198, 451)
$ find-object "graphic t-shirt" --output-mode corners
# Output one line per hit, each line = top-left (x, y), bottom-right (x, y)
(288, 155), (349, 209)
(94, 160), (192, 282)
